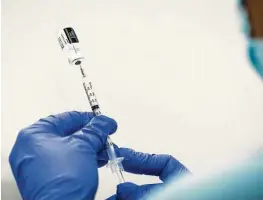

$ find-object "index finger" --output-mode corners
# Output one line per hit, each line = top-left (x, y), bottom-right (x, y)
(119, 148), (190, 182)
(29, 111), (94, 137)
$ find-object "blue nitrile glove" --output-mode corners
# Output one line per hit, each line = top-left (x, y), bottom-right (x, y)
(9, 111), (118, 200)
(106, 148), (190, 200)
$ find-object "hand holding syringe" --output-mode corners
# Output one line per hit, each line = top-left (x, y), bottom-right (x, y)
(57, 27), (125, 183)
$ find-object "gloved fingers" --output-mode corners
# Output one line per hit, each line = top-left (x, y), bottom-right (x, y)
(119, 148), (190, 182)
(116, 182), (162, 200)
(97, 159), (108, 168)
(28, 111), (94, 137)
(72, 115), (118, 152)
(98, 146), (190, 181)
(106, 194), (117, 200)
(97, 143), (119, 161)
(117, 182), (139, 200)
(97, 144), (119, 168)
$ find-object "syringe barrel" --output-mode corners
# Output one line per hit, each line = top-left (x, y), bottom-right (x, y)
(58, 27), (125, 183)
(106, 137), (117, 160)
(58, 27), (84, 66)
(81, 72), (101, 115)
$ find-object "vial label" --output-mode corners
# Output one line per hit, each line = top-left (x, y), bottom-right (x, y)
(63, 27), (79, 44)
(58, 37), (64, 49)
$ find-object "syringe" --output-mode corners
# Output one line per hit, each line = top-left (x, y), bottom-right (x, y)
(57, 27), (125, 183)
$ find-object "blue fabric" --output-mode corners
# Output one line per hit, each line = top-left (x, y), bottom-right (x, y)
(9, 111), (118, 200)
(248, 40), (263, 79)
(106, 148), (190, 200)
(147, 151), (263, 200)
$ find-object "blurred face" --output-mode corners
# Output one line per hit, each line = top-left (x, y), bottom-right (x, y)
(240, 0), (263, 78)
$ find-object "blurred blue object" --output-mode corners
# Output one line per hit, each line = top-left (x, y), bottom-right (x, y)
(106, 148), (190, 200)
(248, 39), (263, 79)
(147, 151), (263, 200)
(237, 0), (263, 79)
(9, 111), (118, 200)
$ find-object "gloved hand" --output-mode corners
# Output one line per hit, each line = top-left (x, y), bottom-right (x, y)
(106, 148), (190, 200)
(9, 111), (118, 200)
